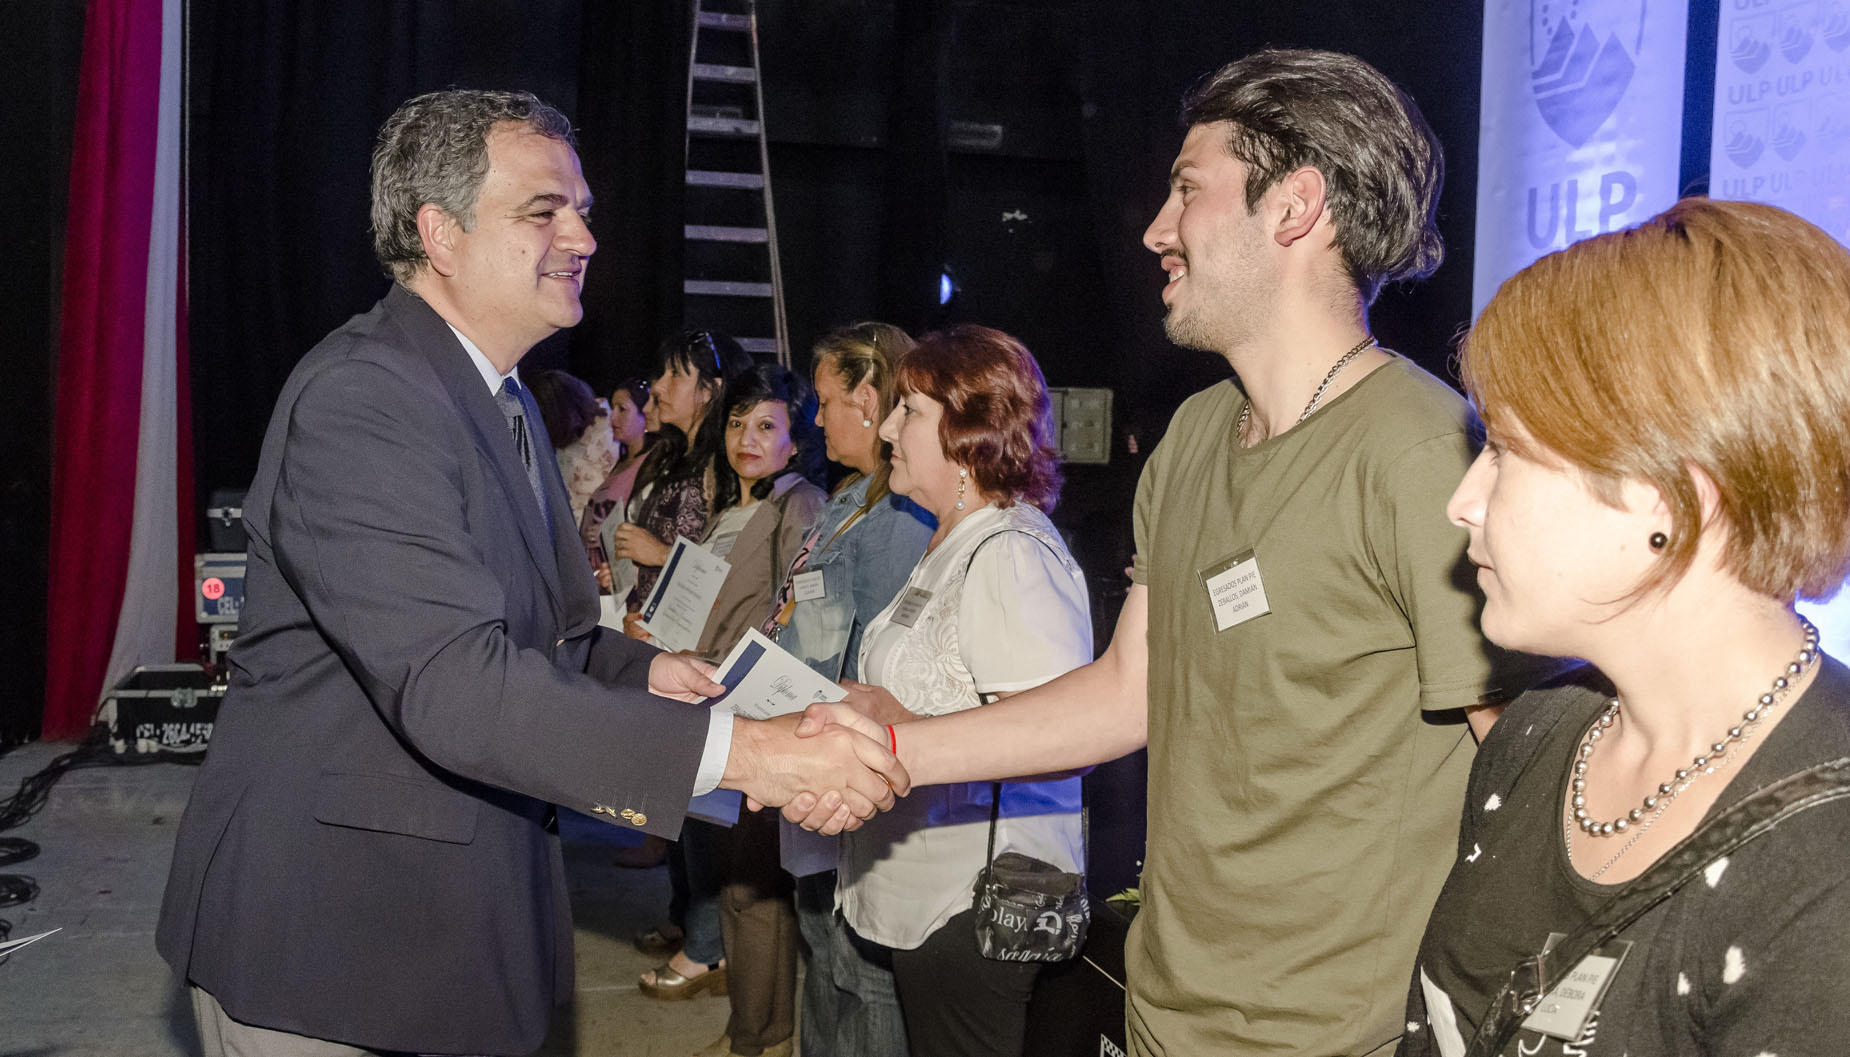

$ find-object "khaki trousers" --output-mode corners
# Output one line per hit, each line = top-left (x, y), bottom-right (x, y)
(716, 807), (798, 1055)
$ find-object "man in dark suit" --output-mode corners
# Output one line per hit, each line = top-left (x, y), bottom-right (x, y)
(156, 89), (906, 1057)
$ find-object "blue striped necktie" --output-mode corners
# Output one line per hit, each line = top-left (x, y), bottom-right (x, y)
(495, 377), (554, 537)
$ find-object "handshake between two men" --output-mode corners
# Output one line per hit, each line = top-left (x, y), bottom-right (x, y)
(648, 654), (912, 834)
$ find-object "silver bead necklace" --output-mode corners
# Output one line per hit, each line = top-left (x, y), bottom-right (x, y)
(1236, 336), (1378, 446)
(1567, 616), (1820, 880)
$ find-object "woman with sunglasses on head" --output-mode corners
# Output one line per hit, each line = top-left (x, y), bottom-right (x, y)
(1401, 199), (1850, 1056)
(614, 330), (753, 633)
(618, 330), (750, 991)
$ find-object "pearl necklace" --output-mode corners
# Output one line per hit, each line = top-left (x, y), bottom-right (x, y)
(1567, 618), (1819, 873)
(1236, 336), (1378, 446)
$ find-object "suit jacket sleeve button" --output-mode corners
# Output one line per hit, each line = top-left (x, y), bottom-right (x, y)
(630, 813), (648, 826)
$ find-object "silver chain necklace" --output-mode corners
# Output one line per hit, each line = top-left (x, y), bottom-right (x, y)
(1567, 617), (1820, 880)
(1236, 336), (1377, 446)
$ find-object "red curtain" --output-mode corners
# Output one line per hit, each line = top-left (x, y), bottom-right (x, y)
(44, 0), (164, 739)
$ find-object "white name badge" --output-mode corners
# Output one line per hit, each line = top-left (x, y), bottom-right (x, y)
(792, 570), (827, 602)
(1521, 935), (1633, 1041)
(1200, 549), (1271, 632)
(890, 586), (933, 628)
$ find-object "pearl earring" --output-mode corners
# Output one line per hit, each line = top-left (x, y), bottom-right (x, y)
(1649, 531), (1668, 551)
(955, 467), (967, 510)
(861, 418), (873, 428)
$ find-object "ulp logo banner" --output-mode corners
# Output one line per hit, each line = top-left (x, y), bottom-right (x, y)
(1473, 0), (1690, 316)
(1714, 0), (1850, 679)
(1712, 0), (1850, 248)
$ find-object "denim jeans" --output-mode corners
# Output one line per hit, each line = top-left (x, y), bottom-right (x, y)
(679, 819), (726, 965)
(795, 871), (909, 1057)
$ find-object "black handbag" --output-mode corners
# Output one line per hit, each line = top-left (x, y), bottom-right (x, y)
(971, 781), (1090, 963)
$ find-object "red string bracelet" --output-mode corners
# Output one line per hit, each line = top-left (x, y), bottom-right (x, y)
(886, 724), (897, 757)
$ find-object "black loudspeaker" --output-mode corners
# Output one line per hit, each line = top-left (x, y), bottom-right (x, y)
(97, 664), (222, 759)
(941, 2), (1083, 160)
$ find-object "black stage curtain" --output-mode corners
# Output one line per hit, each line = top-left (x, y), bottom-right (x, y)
(187, 0), (1492, 507)
(187, 0), (693, 505)
(1, 0), (85, 745)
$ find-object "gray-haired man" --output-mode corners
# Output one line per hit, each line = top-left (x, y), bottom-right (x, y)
(158, 90), (906, 1057)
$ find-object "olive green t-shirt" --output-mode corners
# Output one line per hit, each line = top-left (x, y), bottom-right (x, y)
(1126, 356), (1534, 1056)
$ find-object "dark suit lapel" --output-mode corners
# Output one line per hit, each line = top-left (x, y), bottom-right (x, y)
(382, 286), (567, 626)
(518, 383), (600, 641)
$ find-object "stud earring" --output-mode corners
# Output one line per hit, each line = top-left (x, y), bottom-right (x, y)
(1649, 531), (1668, 552)
(861, 418), (873, 428)
(955, 467), (968, 511)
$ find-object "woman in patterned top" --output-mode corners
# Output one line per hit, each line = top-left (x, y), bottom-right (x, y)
(1401, 199), (1850, 1056)
(524, 368), (618, 526)
(616, 329), (750, 998)
(583, 376), (653, 590)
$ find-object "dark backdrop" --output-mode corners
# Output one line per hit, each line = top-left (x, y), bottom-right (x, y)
(182, 0), (1496, 509)
(186, 0), (694, 514)
(1, 1), (85, 748)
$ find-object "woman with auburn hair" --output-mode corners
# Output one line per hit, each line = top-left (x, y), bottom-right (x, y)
(769, 322), (934, 1057)
(833, 324), (1089, 1057)
(1401, 198), (1850, 1056)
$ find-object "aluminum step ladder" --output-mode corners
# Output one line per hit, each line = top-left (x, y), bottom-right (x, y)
(683, 0), (789, 365)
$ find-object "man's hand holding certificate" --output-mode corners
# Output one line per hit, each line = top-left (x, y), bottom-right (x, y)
(701, 630), (911, 834)
(688, 629), (857, 825)
(707, 629), (848, 719)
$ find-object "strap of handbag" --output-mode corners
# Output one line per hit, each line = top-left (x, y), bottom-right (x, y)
(981, 780), (1090, 891)
(954, 524), (1087, 893)
(1466, 755), (1850, 1055)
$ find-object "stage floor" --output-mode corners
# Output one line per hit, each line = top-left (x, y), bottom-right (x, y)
(0, 741), (733, 1057)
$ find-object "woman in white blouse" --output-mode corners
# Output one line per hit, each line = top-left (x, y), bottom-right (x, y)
(836, 324), (1090, 1057)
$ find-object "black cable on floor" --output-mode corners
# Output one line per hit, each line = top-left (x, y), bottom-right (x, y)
(0, 701), (210, 957)
(0, 729), (120, 957)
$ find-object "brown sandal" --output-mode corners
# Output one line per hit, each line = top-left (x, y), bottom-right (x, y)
(638, 960), (728, 1000)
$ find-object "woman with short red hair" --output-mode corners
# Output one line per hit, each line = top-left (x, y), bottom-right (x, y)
(833, 324), (1090, 1057)
(1403, 199), (1850, 1055)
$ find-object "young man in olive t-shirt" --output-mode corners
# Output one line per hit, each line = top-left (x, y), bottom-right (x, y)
(792, 49), (1538, 1055)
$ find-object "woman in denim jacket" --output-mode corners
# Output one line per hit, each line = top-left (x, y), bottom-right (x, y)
(767, 322), (933, 1057)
